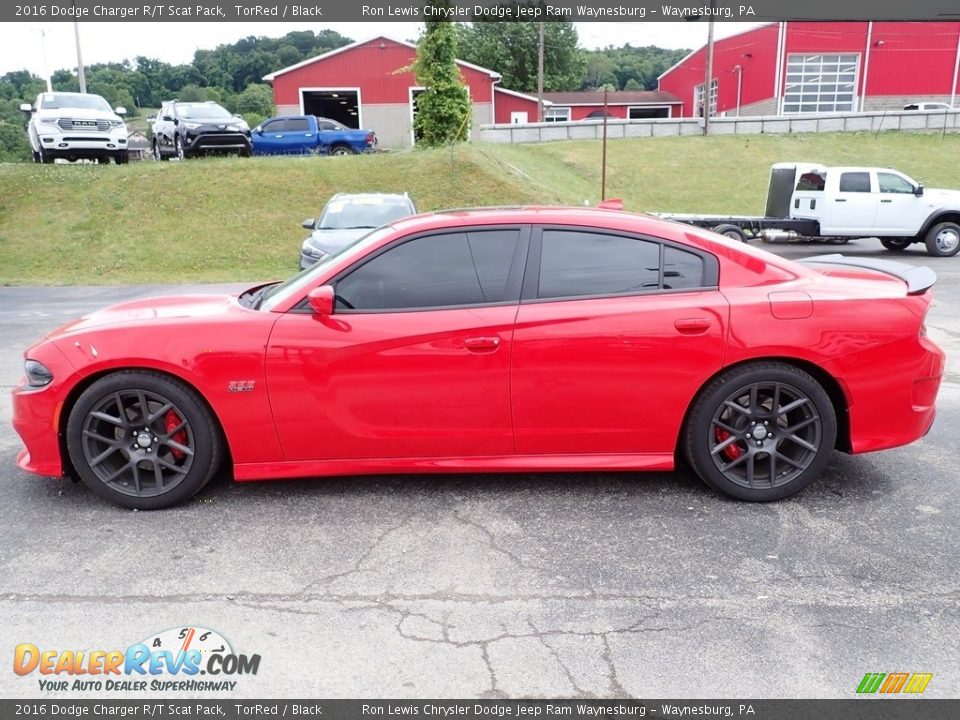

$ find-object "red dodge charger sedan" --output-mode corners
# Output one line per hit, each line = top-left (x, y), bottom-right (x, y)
(12, 207), (945, 509)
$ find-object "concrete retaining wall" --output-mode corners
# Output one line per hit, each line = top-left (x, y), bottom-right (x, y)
(478, 109), (960, 144)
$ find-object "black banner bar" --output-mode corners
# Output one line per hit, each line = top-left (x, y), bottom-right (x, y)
(5, 0), (960, 23)
(1, 700), (958, 720)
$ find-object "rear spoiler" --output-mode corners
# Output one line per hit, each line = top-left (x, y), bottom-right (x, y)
(801, 254), (937, 295)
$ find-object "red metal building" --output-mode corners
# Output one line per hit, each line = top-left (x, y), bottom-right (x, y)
(265, 35), (546, 147)
(658, 22), (960, 118)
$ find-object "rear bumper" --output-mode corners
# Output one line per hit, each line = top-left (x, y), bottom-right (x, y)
(844, 335), (945, 454)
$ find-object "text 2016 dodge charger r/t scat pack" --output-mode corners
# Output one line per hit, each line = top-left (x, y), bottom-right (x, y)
(12, 207), (945, 509)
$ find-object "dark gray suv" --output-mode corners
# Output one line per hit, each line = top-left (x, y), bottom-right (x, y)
(151, 101), (251, 160)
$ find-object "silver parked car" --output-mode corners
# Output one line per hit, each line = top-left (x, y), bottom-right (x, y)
(299, 192), (417, 269)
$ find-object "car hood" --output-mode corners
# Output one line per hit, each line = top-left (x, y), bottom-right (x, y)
(46, 294), (238, 339)
(924, 188), (960, 203)
(306, 228), (371, 254)
(37, 107), (121, 122)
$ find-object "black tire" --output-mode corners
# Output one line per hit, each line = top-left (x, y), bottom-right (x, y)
(880, 238), (912, 252)
(175, 135), (187, 161)
(153, 140), (167, 162)
(329, 144), (354, 156)
(684, 362), (837, 502)
(711, 223), (747, 243)
(32, 150), (41, 163)
(924, 222), (960, 257)
(66, 371), (224, 510)
(114, 151), (128, 165)
(40, 148), (54, 164)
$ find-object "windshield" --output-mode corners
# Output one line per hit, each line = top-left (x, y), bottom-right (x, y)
(318, 197), (413, 230)
(258, 225), (397, 311)
(39, 93), (111, 112)
(177, 103), (233, 119)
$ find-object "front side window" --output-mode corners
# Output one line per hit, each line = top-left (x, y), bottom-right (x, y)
(839, 172), (871, 193)
(878, 173), (915, 194)
(261, 119), (286, 133)
(286, 118), (310, 132)
(335, 230), (520, 311)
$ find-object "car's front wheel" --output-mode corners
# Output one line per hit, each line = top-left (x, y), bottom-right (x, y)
(685, 362), (837, 501)
(175, 135), (186, 161)
(66, 371), (224, 510)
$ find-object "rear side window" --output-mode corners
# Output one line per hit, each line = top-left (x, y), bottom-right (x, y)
(839, 172), (871, 193)
(663, 247), (706, 290)
(538, 230), (661, 299)
(335, 230), (520, 311)
(796, 172), (826, 191)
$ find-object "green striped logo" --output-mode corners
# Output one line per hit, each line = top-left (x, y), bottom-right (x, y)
(857, 673), (933, 694)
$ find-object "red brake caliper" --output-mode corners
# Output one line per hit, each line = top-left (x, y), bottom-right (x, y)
(714, 428), (742, 461)
(164, 410), (187, 461)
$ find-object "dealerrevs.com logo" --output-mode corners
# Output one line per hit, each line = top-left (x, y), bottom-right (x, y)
(14, 626), (261, 693)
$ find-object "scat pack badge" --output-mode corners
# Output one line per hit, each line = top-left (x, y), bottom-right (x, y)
(13, 626), (261, 693)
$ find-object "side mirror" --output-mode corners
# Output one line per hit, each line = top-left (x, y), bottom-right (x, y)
(302, 218), (315, 229)
(253, 126), (262, 134)
(307, 286), (335, 316)
(915, 183), (924, 197)
(115, 106), (127, 116)
(19, 103), (33, 113)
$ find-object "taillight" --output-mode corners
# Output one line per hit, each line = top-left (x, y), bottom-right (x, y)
(366, 132), (375, 145)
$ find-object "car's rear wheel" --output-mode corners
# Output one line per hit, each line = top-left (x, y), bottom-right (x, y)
(66, 371), (223, 510)
(711, 224), (747, 242)
(880, 238), (912, 252)
(924, 222), (960, 257)
(329, 144), (354, 156)
(685, 363), (837, 501)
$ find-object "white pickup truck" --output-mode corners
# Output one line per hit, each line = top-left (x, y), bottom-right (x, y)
(20, 91), (129, 165)
(658, 163), (960, 257)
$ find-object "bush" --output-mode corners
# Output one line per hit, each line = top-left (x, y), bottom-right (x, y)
(0, 122), (30, 162)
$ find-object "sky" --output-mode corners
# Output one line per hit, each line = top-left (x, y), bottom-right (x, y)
(0, 21), (767, 79)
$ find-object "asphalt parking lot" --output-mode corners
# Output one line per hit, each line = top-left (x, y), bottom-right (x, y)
(0, 240), (958, 699)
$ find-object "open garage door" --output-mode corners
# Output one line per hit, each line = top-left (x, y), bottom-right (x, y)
(300, 89), (361, 128)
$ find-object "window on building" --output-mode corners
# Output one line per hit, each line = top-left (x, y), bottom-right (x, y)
(839, 172), (871, 193)
(782, 54), (858, 114)
(694, 79), (718, 117)
(544, 107), (571, 122)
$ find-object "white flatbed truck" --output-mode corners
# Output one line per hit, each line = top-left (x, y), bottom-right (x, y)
(656, 162), (960, 257)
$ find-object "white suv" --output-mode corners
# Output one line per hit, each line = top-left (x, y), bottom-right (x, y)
(21, 92), (129, 164)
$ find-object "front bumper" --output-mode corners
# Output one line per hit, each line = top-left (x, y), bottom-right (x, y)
(184, 131), (251, 153)
(37, 128), (128, 154)
(12, 381), (67, 477)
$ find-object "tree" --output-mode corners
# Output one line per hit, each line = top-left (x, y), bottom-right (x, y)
(412, 5), (471, 147)
(456, 15), (585, 93)
(623, 78), (642, 91)
(235, 83), (274, 117)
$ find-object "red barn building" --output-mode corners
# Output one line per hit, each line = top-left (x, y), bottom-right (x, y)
(264, 35), (545, 147)
(659, 22), (960, 118)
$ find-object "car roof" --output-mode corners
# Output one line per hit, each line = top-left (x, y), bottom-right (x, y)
(328, 192), (413, 204)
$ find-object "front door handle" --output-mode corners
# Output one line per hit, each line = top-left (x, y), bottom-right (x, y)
(463, 336), (501, 352)
(675, 318), (711, 334)
(835, 199), (847, 203)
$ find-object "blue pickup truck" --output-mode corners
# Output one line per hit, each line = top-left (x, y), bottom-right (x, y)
(251, 115), (378, 156)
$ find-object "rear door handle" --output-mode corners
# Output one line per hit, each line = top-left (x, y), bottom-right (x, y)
(463, 336), (501, 352)
(835, 199), (847, 203)
(675, 318), (711, 334)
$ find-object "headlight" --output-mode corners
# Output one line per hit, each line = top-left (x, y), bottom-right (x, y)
(226, 125), (240, 132)
(38, 116), (59, 125)
(109, 119), (125, 128)
(24, 359), (53, 388)
(301, 241), (327, 259)
(183, 122), (202, 130)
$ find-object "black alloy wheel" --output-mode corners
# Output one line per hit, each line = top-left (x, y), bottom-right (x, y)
(685, 363), (837, 501)
(66, 371), (223, 509)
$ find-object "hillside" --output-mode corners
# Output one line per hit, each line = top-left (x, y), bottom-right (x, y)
(2, 131), (959, 285)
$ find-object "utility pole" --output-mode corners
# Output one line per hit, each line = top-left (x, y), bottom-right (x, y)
(601, 86), (609, 200)
(537, 21), (545, 122)
(703, 0), (715, 135)
(72, 0), (86, 93)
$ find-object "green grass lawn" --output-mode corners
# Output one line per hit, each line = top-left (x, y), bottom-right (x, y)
(1, 131), (959, 285)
